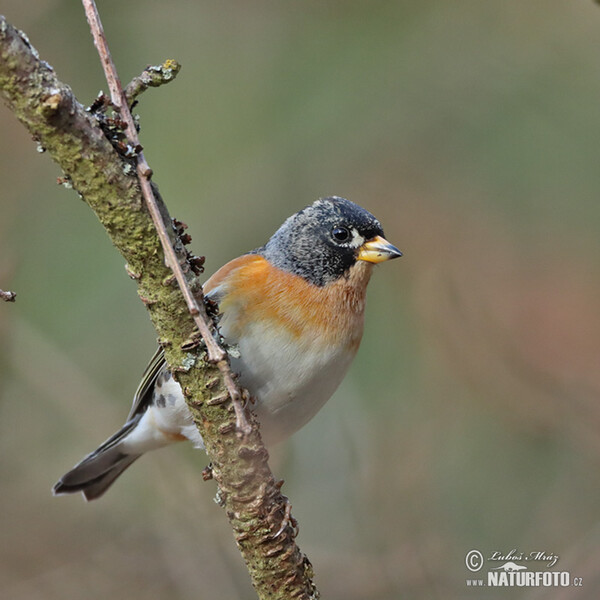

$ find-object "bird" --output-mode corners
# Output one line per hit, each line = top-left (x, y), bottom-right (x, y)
(53, 196), (402, 500)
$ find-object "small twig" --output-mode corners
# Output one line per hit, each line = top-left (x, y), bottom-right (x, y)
(0, 289), (16, 302)
(124, 60), (181, 107)
(81, 0), (251, 435)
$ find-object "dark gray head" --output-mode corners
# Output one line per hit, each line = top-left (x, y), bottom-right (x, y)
(259, 196), (401, 286)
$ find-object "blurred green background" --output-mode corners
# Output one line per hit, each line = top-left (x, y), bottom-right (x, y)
(1, 1), (600, 598)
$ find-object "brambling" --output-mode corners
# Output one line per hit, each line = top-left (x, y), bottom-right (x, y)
(53, 196), (401, 500)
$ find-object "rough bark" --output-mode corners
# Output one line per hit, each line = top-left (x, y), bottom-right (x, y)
(0, 15), (318, 599)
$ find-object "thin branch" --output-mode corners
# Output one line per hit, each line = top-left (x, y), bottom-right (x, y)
(0, 289), (16, 302)
(81, 0), (250, 435)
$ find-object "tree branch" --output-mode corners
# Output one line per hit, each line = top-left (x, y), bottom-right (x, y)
(0, 14), (318, 600)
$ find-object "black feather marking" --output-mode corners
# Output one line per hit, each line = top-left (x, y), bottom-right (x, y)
(259, 197), (384, 286)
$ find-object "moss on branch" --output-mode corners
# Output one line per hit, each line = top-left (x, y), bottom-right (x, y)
(0, 15), (318, 600)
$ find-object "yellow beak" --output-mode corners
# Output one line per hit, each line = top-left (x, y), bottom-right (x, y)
(357, 235), (403, 263)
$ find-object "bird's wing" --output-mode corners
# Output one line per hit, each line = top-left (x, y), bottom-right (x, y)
(127, 253), (263, 419)
(127, 346), (166, 420)
(202, 253), (263, 301)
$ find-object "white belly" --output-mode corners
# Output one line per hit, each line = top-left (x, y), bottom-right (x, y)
(230, 320), (356, 445)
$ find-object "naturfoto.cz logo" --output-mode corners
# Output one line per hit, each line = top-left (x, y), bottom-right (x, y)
(465, 549), (584, 588)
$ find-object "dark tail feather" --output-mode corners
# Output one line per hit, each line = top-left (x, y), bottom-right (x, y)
(53, 417), (141, 501)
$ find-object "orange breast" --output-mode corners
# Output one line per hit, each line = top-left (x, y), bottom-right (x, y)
(218, 255), (372, 352)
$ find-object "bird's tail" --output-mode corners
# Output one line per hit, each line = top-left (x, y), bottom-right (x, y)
(53, 417), (142, 501)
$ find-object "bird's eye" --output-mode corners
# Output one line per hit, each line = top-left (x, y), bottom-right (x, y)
(332, 226), (351, 243)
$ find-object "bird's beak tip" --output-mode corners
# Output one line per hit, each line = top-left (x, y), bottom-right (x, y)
(358, 235), (403, 264)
